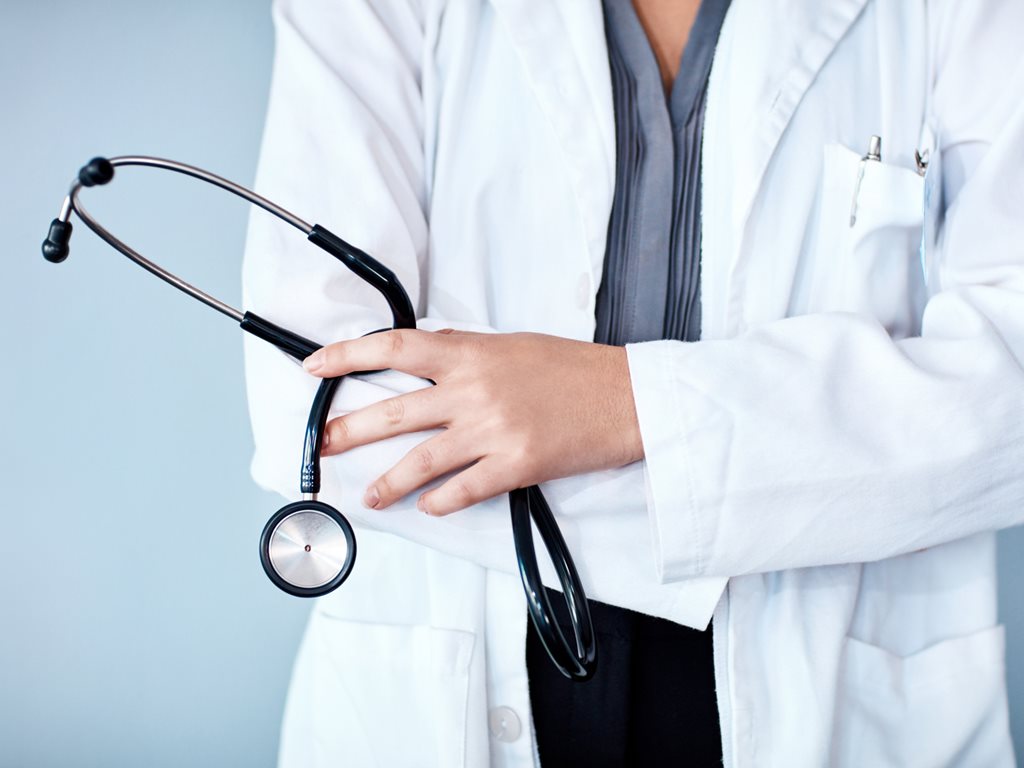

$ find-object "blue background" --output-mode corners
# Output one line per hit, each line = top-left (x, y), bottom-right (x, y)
(1, 1), (1021, 765)
(1, 2), (307, 766)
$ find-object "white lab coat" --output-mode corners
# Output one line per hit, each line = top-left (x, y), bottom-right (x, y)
(241, 0), (1024, 765)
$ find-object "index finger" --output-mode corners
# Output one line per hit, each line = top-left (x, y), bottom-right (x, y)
(302, 329), (451, 379)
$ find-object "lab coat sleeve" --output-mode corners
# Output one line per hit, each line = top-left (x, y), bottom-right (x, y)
(242, 0), (488, 504)
(626, 0), (1024, 580)
(243, 0), (429, 339)
(242, 0), (403, 465)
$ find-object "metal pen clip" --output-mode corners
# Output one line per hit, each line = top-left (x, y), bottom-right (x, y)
(914, 147), (930, 177)
(849, 135), (881, 227)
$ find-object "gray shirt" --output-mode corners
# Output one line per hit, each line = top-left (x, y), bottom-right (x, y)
(525, 8), (734, 757)
(594, 0), (731, 346)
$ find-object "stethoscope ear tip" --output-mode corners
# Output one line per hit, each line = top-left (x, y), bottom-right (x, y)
(42, 155), (112, 263)
(42, 218), (72, 263)
(78, 157), (114, 187)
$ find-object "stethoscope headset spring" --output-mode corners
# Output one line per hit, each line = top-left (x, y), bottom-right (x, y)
(43, 156), (597, 681)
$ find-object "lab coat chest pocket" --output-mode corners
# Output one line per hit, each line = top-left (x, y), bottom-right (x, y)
(807, 143), (927, 339)
(831, 625), (1013, 767)
(306, 611), (475, 768)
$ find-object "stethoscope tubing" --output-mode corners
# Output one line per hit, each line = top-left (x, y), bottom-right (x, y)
(60, 156), (312, 322)
(511, 485), (597, 680)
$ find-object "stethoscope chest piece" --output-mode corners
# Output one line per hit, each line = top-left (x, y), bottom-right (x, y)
(260, 500), (356, 598)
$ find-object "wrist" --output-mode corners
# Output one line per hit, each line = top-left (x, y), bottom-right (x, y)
(607, 344), (645, 465)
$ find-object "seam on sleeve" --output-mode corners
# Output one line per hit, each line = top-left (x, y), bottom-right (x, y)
(667, 342), (706, 576)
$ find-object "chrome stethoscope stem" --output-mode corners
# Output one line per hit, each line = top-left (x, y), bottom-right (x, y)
(56, 156), (314, 323)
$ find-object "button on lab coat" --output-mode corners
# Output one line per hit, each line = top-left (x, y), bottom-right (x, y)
(242, 0), (1024, 764)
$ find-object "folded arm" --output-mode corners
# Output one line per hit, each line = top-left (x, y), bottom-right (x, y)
(242, 0), (726, 626)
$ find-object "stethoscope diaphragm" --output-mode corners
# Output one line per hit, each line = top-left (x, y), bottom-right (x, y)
(259, 500), (356, 597)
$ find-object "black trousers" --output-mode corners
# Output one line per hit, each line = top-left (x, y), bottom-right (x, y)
(526, 589), (722, 766)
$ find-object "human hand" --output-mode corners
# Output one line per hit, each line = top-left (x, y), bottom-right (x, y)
(302, 329), (644, 516)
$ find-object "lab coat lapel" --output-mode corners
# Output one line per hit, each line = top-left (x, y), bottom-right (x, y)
(488, 0), (616, 285)
(701, 0), (869, 338)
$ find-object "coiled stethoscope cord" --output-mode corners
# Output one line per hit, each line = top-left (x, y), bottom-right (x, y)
(44, 156), (597, 681)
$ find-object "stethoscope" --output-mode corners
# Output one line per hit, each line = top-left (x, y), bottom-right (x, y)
(43, 156), (597, 681)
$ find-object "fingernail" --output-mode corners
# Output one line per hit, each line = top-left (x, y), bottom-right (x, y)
(363, 486), (380, 509)
(322, 430), (330, 449)
(303, 349), (325, 373)
(417, 496), (428, 514)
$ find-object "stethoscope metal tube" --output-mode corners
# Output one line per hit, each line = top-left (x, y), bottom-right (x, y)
(54, 156), (312, 321)
(43, 155), (597, 681)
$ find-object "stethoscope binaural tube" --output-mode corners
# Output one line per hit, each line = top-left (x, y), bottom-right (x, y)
(43, 156), (417, 335)
(43, 155), (597, 681)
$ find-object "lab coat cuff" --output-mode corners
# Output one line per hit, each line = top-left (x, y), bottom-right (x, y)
(626, 340), (708, 582)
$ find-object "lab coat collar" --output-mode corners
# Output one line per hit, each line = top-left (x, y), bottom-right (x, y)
(723, 0), (869, 224)
(701, 0), (869, 337)
(487, 0), (616, 284)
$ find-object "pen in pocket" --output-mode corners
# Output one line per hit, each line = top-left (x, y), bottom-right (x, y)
(849, 135), (881, 227)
